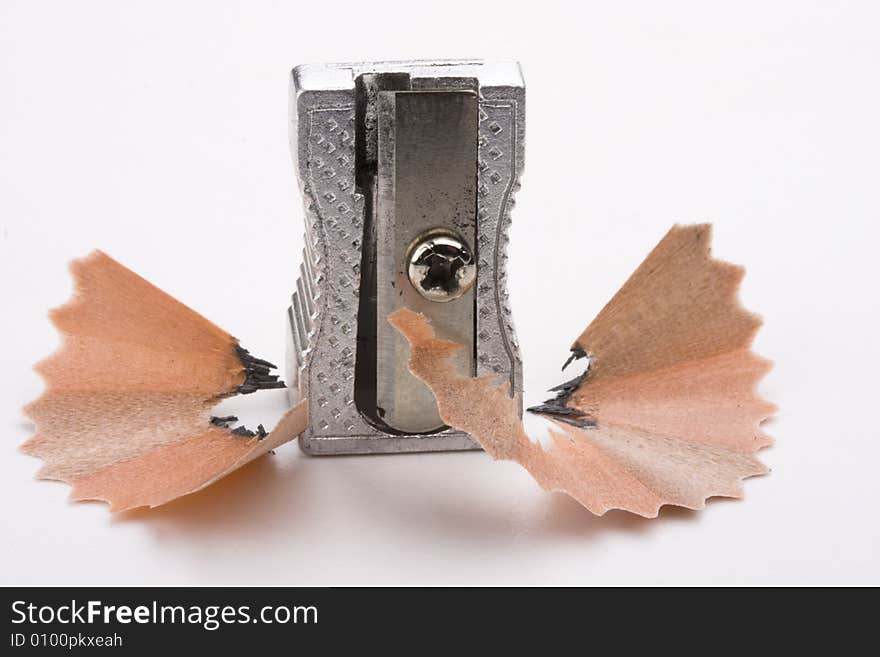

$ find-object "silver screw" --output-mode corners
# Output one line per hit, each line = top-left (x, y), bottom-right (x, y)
(407, 233), (476, 302)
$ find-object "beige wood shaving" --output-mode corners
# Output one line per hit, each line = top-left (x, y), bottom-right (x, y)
(22, 251), (307, 512)
(390, 224), (775, 517)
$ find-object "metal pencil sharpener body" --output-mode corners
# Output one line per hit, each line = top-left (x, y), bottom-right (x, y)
(286, 60), (525, 455)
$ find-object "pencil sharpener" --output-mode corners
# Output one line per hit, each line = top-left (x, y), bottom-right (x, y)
(286, 60), (525, 454)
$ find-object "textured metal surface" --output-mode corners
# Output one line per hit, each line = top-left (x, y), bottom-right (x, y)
(286, 60), (525, 455)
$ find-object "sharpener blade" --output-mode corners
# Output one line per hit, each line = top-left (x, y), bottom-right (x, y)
(374, 90), (478, 434)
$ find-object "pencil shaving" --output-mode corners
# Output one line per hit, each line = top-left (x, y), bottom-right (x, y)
(390, 224), (775, 517)
(22, 250), (306, 512)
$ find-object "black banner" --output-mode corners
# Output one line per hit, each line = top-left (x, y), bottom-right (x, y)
(0, 586), (866, 651)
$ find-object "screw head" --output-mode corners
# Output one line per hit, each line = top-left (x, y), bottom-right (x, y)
(407, 233), (476, 302)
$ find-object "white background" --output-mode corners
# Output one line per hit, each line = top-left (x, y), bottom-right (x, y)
(2, 0), (878, 586)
